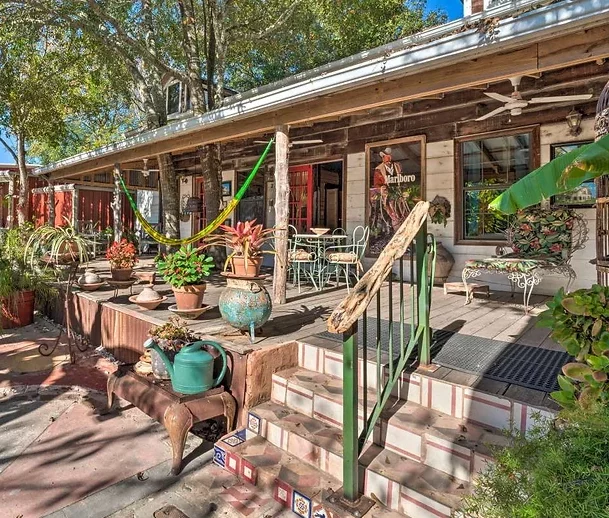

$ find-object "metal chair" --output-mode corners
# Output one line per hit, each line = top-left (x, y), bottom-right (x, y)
(287, 225), (318, 292)
(324, 226), (369, 292)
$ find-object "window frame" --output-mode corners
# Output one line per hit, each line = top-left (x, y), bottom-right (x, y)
(551, 141), (595, 208)
(454, 125), (540, 246)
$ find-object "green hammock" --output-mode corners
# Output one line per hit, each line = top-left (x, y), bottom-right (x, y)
(119, 139), (274, 246)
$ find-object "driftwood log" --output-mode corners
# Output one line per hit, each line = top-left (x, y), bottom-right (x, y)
(327, 201), (430, 334)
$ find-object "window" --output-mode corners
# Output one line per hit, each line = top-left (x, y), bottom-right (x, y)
(552, 142), (596, 207)
(456, 127), (539, 243)
(166, 82), (181, 115)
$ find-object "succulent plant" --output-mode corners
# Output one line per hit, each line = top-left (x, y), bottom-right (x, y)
(538, 284), (609, 408)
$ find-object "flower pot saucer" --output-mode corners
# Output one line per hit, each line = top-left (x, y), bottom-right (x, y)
(168, 304), (212, 320)
(129, 295), (167, 310)
(77, 282), (105, 292)
(220, 272), (269, 281)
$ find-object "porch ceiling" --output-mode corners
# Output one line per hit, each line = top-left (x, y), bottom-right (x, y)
(34, 0), (609, 180)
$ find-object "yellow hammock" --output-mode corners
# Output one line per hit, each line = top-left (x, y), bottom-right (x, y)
(119, 139), (274, 246)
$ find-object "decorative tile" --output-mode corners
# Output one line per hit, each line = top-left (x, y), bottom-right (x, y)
(424, 436), (472, 482)
(225, 451), (241, 475)
(384, 422), (422, 461)
(271, 375), (288, 404)
(273, 478), (293, 507)
(222, 433), (245, 447)
(292, 490), (312, 518)
(323, 351), (343, 379)
(512, 403), (555, 435)
(221, 484), (273, 517)
(463, 389), (512, 431)
(300, 343), (325, 373)
(400, 487), (452, 518)
(286, 384), (314, 416)
(241, 458), (257, 485)
(247, 412), (261, 434)
(312, 503), (333, 518)
(213, 445), (226, 468)
(236, 428), (247, 440)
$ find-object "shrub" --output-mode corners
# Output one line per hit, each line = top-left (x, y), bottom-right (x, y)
(461, 405), (609, 518)
(537, 285), (609, 408)
(106, 238), (138, 269)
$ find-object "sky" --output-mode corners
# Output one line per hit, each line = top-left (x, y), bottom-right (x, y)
(0, 0), (463, 165)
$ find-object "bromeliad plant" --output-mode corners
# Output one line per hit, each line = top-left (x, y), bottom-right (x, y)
(207, 219), (274, 276)
(538, 284), (609, 408)
(156, 244), (214, 288)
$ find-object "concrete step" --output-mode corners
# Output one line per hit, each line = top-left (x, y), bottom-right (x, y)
(297, 340), (556, 435)
(270, 366), (509, 482)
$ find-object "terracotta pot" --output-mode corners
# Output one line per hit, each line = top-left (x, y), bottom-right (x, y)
(173, 284), (206, 310)
(150, 346), (178, 380)
(230, 256), (263, 277)
(433, 242), (455, 285)
(0, 290), (35, 329)
(111, 268), (133, 281)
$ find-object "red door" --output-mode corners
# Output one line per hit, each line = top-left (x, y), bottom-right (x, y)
(288, 165), (313, 233)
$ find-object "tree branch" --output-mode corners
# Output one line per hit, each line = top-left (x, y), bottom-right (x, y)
(0, 134), (18, 163)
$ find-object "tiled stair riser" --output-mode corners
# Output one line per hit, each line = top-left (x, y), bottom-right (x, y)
(297, 341), (556, 434)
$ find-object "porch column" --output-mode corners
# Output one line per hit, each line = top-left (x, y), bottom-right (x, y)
(112, 163), (123, 242)
(272, 125), (290, 305)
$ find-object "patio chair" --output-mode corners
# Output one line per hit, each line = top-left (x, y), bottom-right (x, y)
(462, 207), (587, 313)
(288, 225), (318, 292)
(324, 225), (369, 292)
(138, 224), (161, 255)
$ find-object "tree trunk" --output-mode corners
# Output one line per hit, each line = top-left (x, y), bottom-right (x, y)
(177, 0), (206, 113)
(273, 125), (290, 305)
(6, 172), (15, 228)
(197, 144), (225, 265)
(157, 153), (180, 251)
(16, 134), (28, 226)
(47, 180), (55, 226)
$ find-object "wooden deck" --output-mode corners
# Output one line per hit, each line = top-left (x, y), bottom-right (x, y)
(77, 257), (557, 350)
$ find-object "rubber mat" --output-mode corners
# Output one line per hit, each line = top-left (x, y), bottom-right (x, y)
(316, 317), (569, 392)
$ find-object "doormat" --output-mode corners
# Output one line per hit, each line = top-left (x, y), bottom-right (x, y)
(316, 317), (569, 392)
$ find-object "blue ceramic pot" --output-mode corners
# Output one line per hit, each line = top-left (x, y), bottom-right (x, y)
(219, 277), (272, 339)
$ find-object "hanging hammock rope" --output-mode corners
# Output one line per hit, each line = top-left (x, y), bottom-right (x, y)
(118, 139), (274, 246)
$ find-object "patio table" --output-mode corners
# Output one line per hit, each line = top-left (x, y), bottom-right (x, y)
(293, 233), (348, 290)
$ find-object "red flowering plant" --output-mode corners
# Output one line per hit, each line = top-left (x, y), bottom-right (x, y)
(156, 244), (214, 288)
(105, 239), (138, 269)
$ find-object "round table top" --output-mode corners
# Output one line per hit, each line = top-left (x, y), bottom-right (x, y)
(295, 233), (348, 239)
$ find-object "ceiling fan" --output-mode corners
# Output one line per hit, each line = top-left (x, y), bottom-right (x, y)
(476, 76), (593, 121)
(253, 138), (323, 148)
(124, 158), (160, 178)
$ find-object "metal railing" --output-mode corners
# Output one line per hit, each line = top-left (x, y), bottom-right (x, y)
(327, 205), (435, 506)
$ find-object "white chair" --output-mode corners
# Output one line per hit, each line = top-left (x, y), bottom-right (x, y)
(324, 226), (369, 292)
(288, 225), (318, 292)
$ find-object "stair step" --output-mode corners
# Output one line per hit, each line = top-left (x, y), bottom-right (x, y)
(297, 341), (557, 434)
(215, 432), (344, 517)
(270, 367), (509, 482)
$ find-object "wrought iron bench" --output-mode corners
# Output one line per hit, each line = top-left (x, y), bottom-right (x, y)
(462, 207), (587, 313)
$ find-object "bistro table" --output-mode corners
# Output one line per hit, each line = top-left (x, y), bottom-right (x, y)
(293, 233), (348, 290)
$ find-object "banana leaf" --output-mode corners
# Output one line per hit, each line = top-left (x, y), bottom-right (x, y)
(490, 133), (609, 214)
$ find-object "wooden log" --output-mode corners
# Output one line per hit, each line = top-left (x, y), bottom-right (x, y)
(272, 125), (290, 305)
(112, 163), (123, 242)
(327, 201), (430, 334)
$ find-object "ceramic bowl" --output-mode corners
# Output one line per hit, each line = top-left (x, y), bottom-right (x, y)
(77, 282), (105, 292)
(310, 227), (330, 235)
(129, 294), (167, 310)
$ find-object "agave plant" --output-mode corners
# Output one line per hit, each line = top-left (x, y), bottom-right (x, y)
(206, 219), (275, 270)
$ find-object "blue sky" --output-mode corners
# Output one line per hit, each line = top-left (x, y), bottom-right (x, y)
(0, 0), (462, 165)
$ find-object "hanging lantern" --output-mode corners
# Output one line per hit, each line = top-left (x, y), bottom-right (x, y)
(183, 196), (203, 214)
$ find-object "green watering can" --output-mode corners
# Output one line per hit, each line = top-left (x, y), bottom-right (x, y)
(144, 338), (228, 394)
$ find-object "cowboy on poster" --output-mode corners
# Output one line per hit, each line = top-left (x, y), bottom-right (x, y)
(367, 136), (425, 255)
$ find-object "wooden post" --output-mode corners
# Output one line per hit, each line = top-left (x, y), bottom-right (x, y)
(112, 164), (123, 242)
(6, 172), (15, 228)
(272, 125), (290, 305)
(47, 180), (56, 226)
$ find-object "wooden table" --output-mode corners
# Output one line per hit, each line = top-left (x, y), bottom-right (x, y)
(106, 368), (236, 475)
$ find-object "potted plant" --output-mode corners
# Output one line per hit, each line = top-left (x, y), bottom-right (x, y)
(25, 220), (92, 267)
(1, 225), (57, 330)
(147, 317), (195, 379)
(156, 244), (214, 310)
(211, 219), (275, 277)
(106, 238), (138, 281)
(428, 195), (454, 285)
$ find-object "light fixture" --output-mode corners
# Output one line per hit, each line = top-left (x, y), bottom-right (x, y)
(141, 158), (150, 178)
(566, 109), (583, 136)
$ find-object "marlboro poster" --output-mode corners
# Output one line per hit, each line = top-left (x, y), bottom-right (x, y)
(367, 135), (426, 255)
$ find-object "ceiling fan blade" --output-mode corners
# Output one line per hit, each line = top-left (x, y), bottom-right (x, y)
(291, 139), (324, 145)
(253, 140), (267, 144)
(483, 92), (514, 103)
(475, 106), (509, 121)
(528, 94), (593, 103)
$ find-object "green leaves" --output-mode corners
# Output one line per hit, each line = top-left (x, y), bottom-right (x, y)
(156, 244), (214, 289)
